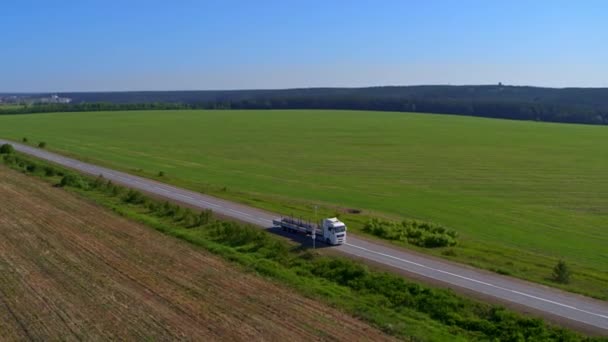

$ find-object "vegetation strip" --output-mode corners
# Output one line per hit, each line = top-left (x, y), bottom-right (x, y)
(2, 149), (605, 341)
(3, 84), (608, 125)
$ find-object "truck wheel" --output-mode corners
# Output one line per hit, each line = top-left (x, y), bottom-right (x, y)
(325, 238), (330, 245)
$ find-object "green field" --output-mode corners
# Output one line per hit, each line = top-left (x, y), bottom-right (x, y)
(1, 109), (607, 298)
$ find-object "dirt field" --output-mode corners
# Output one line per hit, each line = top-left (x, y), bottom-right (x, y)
(0, 166), (394, 341)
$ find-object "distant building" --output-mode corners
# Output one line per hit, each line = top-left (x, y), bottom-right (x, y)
(0, 94), (71, 104)
(36, 94), (72, 104)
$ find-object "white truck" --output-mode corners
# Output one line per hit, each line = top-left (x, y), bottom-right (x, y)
(272, 217), (347, 245)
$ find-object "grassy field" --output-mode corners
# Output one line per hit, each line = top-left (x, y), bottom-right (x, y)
(0, 165), (394, 341)
(1, 109), (607, 298)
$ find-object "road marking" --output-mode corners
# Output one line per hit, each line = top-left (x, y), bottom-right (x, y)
(344, 243), (608, 321)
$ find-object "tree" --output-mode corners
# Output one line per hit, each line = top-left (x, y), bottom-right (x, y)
(38, 142), (47, 148)
(552, 259), (571, 284)
(0, 144), (14, 154)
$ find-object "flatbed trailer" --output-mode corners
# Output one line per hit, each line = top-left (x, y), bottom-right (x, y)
(272, 217), (347, 245)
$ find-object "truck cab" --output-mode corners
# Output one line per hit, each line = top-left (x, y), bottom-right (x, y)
(321, 217), (347, 245)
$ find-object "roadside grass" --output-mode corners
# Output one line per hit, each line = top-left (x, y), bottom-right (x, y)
(1, 109), (607, 300)
(2, 151), (605, 342)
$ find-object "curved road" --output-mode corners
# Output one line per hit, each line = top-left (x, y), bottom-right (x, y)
(3, 139), (607, 334)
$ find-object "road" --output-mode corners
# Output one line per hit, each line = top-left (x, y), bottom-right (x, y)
(2, 139), (608, 334)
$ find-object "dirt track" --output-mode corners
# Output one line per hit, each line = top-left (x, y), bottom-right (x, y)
(0, 166), (394, 341)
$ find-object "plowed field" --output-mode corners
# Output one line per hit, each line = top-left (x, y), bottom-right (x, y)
(0, 166), (393, 341)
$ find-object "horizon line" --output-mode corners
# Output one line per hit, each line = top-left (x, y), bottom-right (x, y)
(3, 83), (608, 95)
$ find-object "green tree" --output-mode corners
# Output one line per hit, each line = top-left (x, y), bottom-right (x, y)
(0, 143), (14, 154)
(552, 259), (571, 284)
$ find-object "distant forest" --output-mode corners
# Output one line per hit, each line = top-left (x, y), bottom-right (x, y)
(3, 85), (608, 125)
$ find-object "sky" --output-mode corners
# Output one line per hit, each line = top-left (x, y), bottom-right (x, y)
(1, 0), (607, 92)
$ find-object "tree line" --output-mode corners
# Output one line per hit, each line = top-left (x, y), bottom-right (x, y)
(2, 85), (608, 125)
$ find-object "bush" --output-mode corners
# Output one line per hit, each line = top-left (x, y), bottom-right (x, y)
(110, 184), (122, 196)
(198, 209), (212, 226)
(363, 218), (458, 248)
(59, 174), (88, 189)
(0, 143), (14, 154)
(552, 259), (571, 284)
(43, 166), (57, 177)
(38, 142), (47, 148)
(2, 154), (15, 164)
(181, 208), (197, 227)
(22, 137), (28, 143)
(25, 164), (38, 173)
(91, 175), (106, 189)
(123, 189), (146, 204)
(158, 201), (172, 216)
(158, 171), (165, 177)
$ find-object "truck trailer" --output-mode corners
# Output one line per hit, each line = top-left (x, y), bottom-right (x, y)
(272, 217), (347, 245)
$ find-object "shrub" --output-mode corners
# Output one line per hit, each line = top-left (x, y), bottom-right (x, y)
(25, 164), (38, 173)
(0, 143), (14, 154)
(442, 249), (457, 257)
(158, 201), (172, 216)
(197, 209), (212, 226)
(43, 166), (57, 177)
(158, 171), (165, 177)
(59, 174), (88, 189)
(110, 184), (122, 196)
(363, 218), (458, 248)
(91, 175), (106, 189)
(173, 205), (185, 220)
(181, 209), (198, 228)
(2, 154), (16, 164)
(38, 142), (47, 148)
(22, 137), (28, 143)
(552, 259), (571, 284)
(123, 189), (146, 204)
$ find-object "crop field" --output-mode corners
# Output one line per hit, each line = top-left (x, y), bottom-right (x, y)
(0, 109), (607, 298)
(0, 165), (392, 341)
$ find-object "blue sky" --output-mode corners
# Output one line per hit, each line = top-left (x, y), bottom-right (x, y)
(1, 0), (606, 92)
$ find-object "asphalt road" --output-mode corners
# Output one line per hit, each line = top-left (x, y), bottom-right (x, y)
(3, 139), (608, 334)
